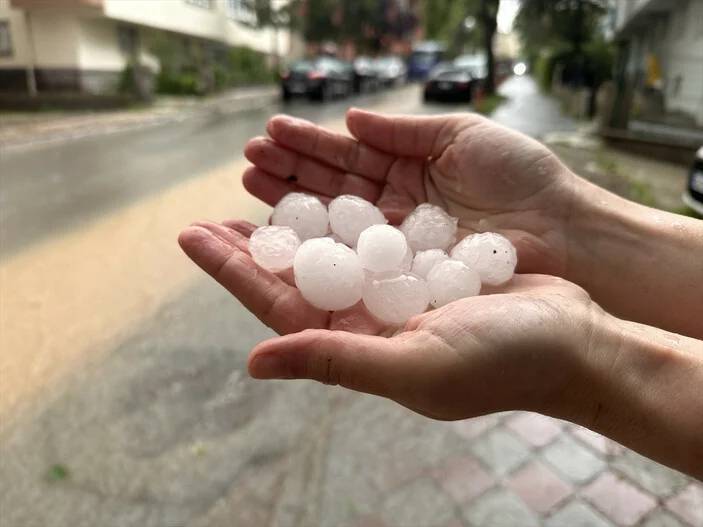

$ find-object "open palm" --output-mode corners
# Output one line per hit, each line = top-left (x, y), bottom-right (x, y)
(241, 109), (576, 276)
(178, 109), (596, 416)
(178, 218), (596, 418)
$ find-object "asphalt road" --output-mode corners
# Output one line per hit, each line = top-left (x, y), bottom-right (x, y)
(0, 78), (620, 527)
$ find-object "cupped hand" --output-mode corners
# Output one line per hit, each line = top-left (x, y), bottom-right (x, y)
(178, 219), (601, 421)
(243, 109), (578, 277)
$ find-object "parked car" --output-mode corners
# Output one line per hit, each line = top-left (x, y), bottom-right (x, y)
(352, 56), (379, 93)
(373, 56), (407, 87)
(407, 41), (446, 81)
(683, 146), (703, 216)
(423, 64), (479, 103)
(280, 57), (354, 101)
(453, 54), (488, 82)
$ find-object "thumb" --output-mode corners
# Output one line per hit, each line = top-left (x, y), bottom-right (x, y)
(248, 329), (416, 399)
(345, 108), (476, 159)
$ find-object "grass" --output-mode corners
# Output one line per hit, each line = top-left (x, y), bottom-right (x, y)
(473, 94), (507, 115)
(671, 205), (703, 219)
(46, 464), (70, 482)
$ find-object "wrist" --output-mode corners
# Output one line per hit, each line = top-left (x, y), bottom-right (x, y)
(572, 312), (703, 477)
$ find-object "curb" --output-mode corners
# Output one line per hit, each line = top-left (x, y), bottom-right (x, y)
(0, 87), (279, 153)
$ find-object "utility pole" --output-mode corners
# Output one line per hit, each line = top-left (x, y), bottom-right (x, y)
(23, 10), (37, 97)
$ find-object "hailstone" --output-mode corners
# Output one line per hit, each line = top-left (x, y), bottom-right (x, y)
(363, 272), (430, 325)
(400, 245), (414, 272)
(294, 237), (364, 311)
(411, 249), (450, 279)
(451, 232), (517, 286)
(400, 203), (458, 251)
(272, 192), (329, 240)
(426, 259), (481, 308)
(328, 195), (387, 246)
(356, 225), (409, 273)
(248, 225), (301, 272)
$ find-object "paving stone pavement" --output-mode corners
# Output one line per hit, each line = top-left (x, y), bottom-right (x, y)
(334, 410), (703, 527)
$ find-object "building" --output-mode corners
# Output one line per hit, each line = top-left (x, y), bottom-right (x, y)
(0, 0), (293, 95)
(611, 0), (703, 128)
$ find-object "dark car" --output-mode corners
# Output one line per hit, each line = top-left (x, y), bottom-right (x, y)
(683, 146), (703, 216)
(407, 41), (446, 81)
(423, 54), (487, 103)
(280, 57), (354, 101)
(352, 56), (379, 93)
(373, 56), (407, 87)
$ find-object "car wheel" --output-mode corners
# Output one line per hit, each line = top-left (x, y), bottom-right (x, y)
(281, 88), (292, 102)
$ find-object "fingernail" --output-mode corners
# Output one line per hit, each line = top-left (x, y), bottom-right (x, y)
(250, 353), (289, 379)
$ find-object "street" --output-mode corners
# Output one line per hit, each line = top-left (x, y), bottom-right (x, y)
(1, 77), (701, 527)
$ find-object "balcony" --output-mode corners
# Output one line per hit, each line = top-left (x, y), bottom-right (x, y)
(10, 0), (103, 8)
(615, 0), (675, 36)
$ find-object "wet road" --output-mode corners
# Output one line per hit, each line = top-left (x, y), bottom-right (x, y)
(1, 86), (452, 258)
(5, 77), (649, 527)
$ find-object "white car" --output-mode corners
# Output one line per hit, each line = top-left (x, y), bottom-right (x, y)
(683, 146), (703, 216)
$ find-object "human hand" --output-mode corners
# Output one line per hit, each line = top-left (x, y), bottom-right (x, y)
(243, 109), (578, 278)
(178, 219), (600, 421)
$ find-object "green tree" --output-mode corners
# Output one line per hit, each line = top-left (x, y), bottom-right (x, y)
(478, 0), (499, 94)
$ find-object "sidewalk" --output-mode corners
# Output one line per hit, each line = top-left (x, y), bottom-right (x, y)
(0, 85), (278, 150)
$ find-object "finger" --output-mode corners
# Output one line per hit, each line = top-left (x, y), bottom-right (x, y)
(266, 115), (394, 182)
(178, 225), (327, 334)
(221, 219), (257, 238)
(245, 137), (382, 202)
(191, 220), (249, 252)
(249, 329), (415, 398)
(242, 166), (332, 207)
(213, 219), (297, 286)
(346, 108), (478, 159)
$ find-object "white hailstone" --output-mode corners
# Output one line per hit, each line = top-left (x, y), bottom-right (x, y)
(328, 194), (387, 246)
(411, 249), (450, 279)
(400, 203), (458, 251)
(400, 245), (414, 272)
(356, 224), (409, 273)
(272, 192), (329, 240)
(451, 232), (518, 286)
(294, 237), (364, 311)
(426, 259), (481, 308)
(249, 225), (301, 272)
(363, 272), (430, 325)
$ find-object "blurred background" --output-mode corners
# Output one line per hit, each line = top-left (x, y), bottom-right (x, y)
(0, 1), (702, 526)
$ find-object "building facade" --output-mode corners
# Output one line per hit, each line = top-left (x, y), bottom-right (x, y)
(612, 0), (703, 127)
(0, 0), (293, 95)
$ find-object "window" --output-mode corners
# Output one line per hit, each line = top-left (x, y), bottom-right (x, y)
(226, 0), (257, 24)
(0, 20), (12, 57)
(185, 0), (213, 9)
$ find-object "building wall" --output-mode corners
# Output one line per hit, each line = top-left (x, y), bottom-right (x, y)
(617, 0), (703, 126)
(662, 0), (703, 124)
(0, 0), (31, 66)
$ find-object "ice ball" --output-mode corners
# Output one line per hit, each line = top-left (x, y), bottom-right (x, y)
(272, 192), (329, 241)
(249, 225), (301, 272)
(363, 272), (430, 325)
(356, 225), (409, 273)
(400, 203), (458, 251)
(328, 195), (387, 246)
(294, 237), (364, 311)
(411, 249), (449, 279)
(427, 259), (481, 308)
(400, 245), (414, 272)
(451, 232), (517, 286)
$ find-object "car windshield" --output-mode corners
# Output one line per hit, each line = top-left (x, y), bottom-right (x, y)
(435, 69), (471, 81)
(290, 61), (313, 73)
(410, 51), (439, 66)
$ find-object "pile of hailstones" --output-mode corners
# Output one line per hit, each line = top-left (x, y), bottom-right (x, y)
(249, 193), (518, 326)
